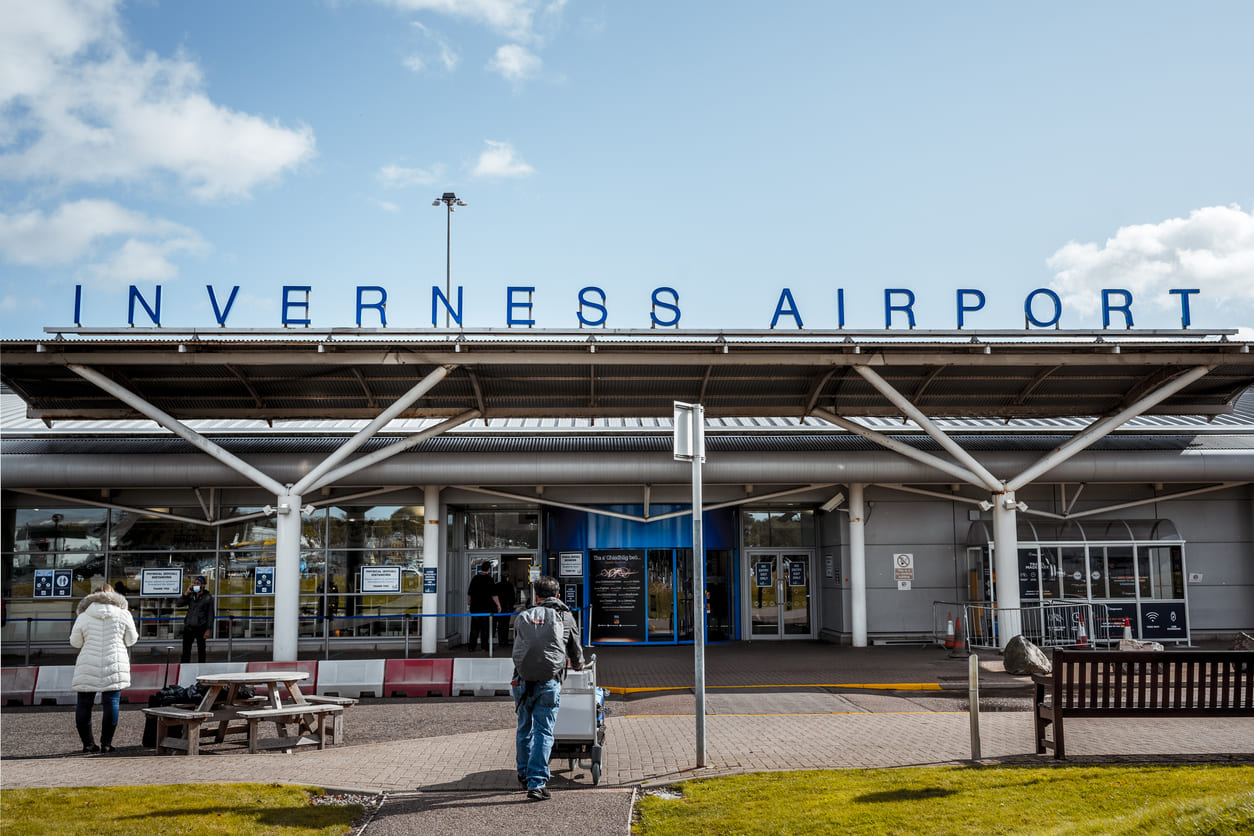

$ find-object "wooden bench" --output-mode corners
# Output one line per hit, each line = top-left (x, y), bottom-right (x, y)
(141, 707), (217, 755)
(1033, 649), (1254, 759)
(237, 704), (344, 753)
(301, 694), (358, 744)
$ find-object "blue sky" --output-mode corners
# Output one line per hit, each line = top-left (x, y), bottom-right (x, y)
(2, 0), (1252, 337)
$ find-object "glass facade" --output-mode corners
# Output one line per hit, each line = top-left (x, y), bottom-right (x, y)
(1, 504), (427, 645)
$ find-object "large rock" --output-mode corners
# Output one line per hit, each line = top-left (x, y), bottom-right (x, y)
(1231, 632), (1254, 651)
(1119, 638), (1164, 651)
(1003, 635), (1051, 676)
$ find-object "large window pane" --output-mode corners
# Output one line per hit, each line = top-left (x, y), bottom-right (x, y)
(110, 510), (216, 550)
(1060, 546), (1088, 599)
(328, 506), (424, 549)
(742, 510), (815, 548)
(1147, 546), (1185, 599)
(1104, 547), (1137, 599)
(9, 508), (107, 552)
(464, 510), (538, 550)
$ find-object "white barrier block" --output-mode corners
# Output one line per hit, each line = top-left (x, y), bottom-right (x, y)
(315, 659), (384, 699)
(33, 665), (82, 705)
(452, 657), (513, 697)
(175, 662), (247, 687)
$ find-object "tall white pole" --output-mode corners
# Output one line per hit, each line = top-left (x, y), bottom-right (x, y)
(273, 490), (302, 661)
(849, 483), (867, 647)
(691, 405), (706, 769)
(423, 485), (442, 655)
(993, 491), (1022, 649)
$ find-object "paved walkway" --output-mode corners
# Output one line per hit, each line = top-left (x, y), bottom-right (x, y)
(3, 644), (1251, 835)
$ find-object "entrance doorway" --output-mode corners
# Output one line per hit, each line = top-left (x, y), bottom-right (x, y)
(464, 552), (536, 646)
(746, 551), (814, 638)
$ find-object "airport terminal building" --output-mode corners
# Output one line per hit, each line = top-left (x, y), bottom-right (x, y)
(3, 329), (1252, 658)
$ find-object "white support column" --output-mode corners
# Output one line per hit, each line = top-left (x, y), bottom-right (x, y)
(273, 490), (303, 661)
(992, 490), (1022, 650)
(849, 483), (868, 648)
(423, 485), (442, 655)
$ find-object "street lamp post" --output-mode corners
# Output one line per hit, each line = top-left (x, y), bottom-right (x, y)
(432, 192), (467, 328)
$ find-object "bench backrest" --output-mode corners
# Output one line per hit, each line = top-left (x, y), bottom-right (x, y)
(1051, 650), (1253, 712)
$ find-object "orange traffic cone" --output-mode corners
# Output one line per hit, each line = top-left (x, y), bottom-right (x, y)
(1076, 614), (1090, 648)
(1122, 617), (1134, 641)
(949, 616), (966, 656)
(944, 612), (955, 649)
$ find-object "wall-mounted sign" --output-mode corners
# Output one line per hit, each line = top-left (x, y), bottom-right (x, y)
(34, 569), (73, 598)
(423, 567), (438, 594)
(824, 554), (834, 580)
(361, 566), (401, 593)
(68, 283), (1205, 331)
(893, 553), (914, 582)
(754, 561), (773, 588)
(589, 550), (646, 643)
(1140, 602), (1188, 640)
(254, 566), (275, 595)
(787, 560), (807, 588)
(141, 568), (182, 597)
(558, 552), (583, 578)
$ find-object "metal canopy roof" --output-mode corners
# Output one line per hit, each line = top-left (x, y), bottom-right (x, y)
(3, 331), (1253, 422)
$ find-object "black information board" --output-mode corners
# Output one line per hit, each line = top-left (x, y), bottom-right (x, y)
(589, 549), (647, 643)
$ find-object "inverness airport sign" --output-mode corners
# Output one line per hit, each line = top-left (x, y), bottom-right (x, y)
(68, 283), (1205, 331)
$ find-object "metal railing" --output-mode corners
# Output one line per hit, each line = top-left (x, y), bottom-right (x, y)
(933, 600), (1114, 650)
(3, 605), (595, 665)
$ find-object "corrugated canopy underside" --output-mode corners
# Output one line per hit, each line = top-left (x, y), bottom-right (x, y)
(3, 334), (1253, 421)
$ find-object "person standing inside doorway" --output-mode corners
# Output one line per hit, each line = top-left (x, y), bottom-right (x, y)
(467, 562), (500, 652)
(494, 571), (517, 647)
(176, 575), (214, 663)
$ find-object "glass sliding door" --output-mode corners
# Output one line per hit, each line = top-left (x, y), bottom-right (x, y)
(747, 550), (813, 639)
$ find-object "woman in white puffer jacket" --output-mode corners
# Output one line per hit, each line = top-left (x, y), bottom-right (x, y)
(70, 584), (138, 753)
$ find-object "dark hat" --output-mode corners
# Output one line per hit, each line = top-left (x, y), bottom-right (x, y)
(195, 575), (207, 584)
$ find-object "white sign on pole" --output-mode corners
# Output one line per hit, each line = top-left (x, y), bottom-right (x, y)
(673, 402), (705, 462)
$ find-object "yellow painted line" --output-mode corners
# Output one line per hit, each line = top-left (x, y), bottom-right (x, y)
(603, 682), (943, 695)
(621, 711), (967, 718)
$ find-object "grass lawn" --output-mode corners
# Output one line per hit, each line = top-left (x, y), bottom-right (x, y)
(0, 783), (365, 836)
(633, 764), (1254, 836)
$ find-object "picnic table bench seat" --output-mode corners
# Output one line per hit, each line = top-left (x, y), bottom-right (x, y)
(141, 707), (217, 755)
(1033, 649), (1253, 759)
(237, 703), (344, 753)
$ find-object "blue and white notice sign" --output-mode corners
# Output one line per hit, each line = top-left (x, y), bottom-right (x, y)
(254, 566), (275, 595)
(34, 569), (73, 598)
(422, 567), (437, 594)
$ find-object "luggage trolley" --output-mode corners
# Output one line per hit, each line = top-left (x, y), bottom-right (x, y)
(550, 654), (607, 785)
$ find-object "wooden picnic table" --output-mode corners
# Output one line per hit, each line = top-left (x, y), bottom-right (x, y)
(145, 670), (353, 755)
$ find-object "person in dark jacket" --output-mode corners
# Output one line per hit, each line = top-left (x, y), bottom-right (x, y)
(494, 573), (517, 647)
(466, 562), (500, 651)
(175, 574), (214, 663)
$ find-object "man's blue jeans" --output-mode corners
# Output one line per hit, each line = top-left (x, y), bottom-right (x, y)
(513, 679), (561, 790)
(75, 690), (121, 747)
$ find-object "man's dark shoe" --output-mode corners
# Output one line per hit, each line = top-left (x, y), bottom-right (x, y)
(82, 744), (99, 753)
(526, 786), (551, 802)
(517, 772), (527, 789)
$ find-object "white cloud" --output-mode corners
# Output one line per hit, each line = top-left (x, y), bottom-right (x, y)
(378, 163), (442, 188)
(405, 22), (459, 73)
(488, 44), (541, 83)
(0, 199), (207, 283)
(1, 295), (44, 313)
(383, 0), (544, 42)
(472, 140), (534, 178)
(373, 199), (401, 213)
(0, 0), (315, 201)
(1047, 205), (1254, 314)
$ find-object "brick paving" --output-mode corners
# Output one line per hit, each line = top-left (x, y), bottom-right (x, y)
(3, 643), (1251, 835)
